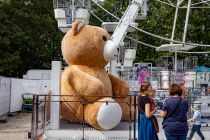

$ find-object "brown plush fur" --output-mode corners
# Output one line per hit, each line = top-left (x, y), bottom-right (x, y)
(61, 20), (130, 130)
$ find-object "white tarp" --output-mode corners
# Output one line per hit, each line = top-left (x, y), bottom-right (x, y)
(23, 69), (51, 80)
(0, 77), (11, 116)
(10, 78), (50, 112)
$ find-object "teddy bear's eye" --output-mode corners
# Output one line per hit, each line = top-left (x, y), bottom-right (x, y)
(102, 36), (107, 41)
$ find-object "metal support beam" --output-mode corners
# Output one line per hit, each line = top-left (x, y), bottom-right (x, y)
(171, 0), (180, 72)
(174, 52), (178, 72)
(171, 0), (180, 43)
(50, 61), (61, 130)
(182, 0), (191, 44)
(110, 0), (142, 76)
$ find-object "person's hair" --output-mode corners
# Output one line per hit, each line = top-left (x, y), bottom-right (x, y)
(169, 84), (183, 96)
(139, 81), (151, 97)
(193, 101), (201, 110)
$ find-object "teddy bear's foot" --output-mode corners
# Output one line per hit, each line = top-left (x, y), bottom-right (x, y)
(96, 98), (122, 130)
(84, 98), (122, 130)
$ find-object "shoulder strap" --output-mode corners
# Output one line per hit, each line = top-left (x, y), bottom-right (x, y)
(163, 98), (182, 122)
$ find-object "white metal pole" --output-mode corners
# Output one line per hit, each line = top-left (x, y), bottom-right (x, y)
(182, 0), (191, 44)
(174, 52), (178, 72)
(72, 0), (74, 22)
(110, 0), (142, 76)
(110, 60), (118, 76)
(50, 61), (61, 130)
(171, 0), (180, 72)
(171, 0), (180, 44)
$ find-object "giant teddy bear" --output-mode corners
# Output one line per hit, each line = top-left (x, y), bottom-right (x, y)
(60, 20), (130, 130)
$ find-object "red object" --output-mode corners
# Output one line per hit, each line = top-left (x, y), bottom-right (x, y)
(150, 98), (155, 110)
(180, 83), (185, 98)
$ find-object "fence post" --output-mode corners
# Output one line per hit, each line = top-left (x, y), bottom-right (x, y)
(50, 61), (61, 129)
(81, 101), (85, 140)
(129, 96), (131, 140)
(31, 94), (36, 140)
(35, 95), (39, 140)
(134, 95), (137, 140)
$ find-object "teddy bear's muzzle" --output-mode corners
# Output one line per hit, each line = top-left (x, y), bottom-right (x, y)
(103, 40), (119, 62)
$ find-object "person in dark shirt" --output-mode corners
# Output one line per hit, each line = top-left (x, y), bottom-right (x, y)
(138, 81), (159, 140)
(168, 62), (173, 71)
(160, 84), (189, 140)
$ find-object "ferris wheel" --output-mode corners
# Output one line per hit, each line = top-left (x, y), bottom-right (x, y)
(53, 0), (210, 74)
(53, 0), (91, 32)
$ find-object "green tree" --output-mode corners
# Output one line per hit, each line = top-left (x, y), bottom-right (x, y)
(0, 0), (63, 77)
(92, 0), (210, 66)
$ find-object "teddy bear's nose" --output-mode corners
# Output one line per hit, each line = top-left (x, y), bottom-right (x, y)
(103, 40), (119, 62)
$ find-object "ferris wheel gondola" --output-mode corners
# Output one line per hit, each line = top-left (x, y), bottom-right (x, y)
(53, 0), (90, 33)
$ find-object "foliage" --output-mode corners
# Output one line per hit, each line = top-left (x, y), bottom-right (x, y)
(0, 0), (63, 77)
(1, 0), (210, 77)
(93, 0), (210, 66)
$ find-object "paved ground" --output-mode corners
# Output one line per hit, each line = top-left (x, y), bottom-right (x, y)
(158, 126), (210, 140)
(0, 113), (210, 140)
(0, 113), (31, 140)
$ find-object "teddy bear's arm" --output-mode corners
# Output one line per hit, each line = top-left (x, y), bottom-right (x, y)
(67, 66), (106, 101)
(108, 74), (130, 97)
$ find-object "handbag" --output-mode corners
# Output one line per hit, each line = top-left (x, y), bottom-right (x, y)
(162, 98), (182, 129)
(150, 116), (159, 133)
(138, 97), (159, 133)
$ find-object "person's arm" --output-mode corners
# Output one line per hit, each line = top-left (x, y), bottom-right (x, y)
(160, 110), (167, 118)
(188, 117), (196, 123)
(160, 99), (168, 118)
(145, 103), (157, 118)
(188, 111), (198, 122)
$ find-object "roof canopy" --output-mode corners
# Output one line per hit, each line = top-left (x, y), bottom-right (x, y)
(156, 44), (197, 52)
(102, 22), (137, 32)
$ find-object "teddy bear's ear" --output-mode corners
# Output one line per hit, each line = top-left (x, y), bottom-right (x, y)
(72, 20), (86, 36)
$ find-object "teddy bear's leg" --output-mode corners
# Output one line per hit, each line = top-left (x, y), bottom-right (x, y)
(60, 101), (83, 122)
(84, 98), (122, 130)
(108, 74), (130, 97)
(115, 97), (135, 121)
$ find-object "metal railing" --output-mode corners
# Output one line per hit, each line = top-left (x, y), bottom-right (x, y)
(30, 88), (210, 139)
(30, 94), (138, 140)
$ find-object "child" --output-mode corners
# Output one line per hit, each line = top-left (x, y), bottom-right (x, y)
(187, 101), (205, 140)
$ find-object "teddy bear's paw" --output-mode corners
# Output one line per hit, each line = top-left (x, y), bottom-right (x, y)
(96, 100), (122, 130)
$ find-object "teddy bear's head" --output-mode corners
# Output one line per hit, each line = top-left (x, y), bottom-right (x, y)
(61, 20), (118, 67)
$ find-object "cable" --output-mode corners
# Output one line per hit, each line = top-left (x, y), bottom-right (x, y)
(156, 0), (176, 7)
(90, 11), (104, 23)
(156, 0), (210, 8)
(191, 0), (210, 6)
(125, 36), (157, 48)
(78, 0), (104, 23)
(91, 0), (210, 47)
(80, 0), (210, 53)
(91, 0), (120, 20)
(177, 51), (210, 53)
(87, 6), (210, 53)
(180, 6), (210, 8)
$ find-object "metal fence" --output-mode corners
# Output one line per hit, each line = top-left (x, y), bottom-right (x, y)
(30, 95), (137, 140)
(30, 88), (210, 139)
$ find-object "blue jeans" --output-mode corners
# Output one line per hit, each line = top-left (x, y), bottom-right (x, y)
(188, 124), (205, 140)
(165, 131), (187, 140)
